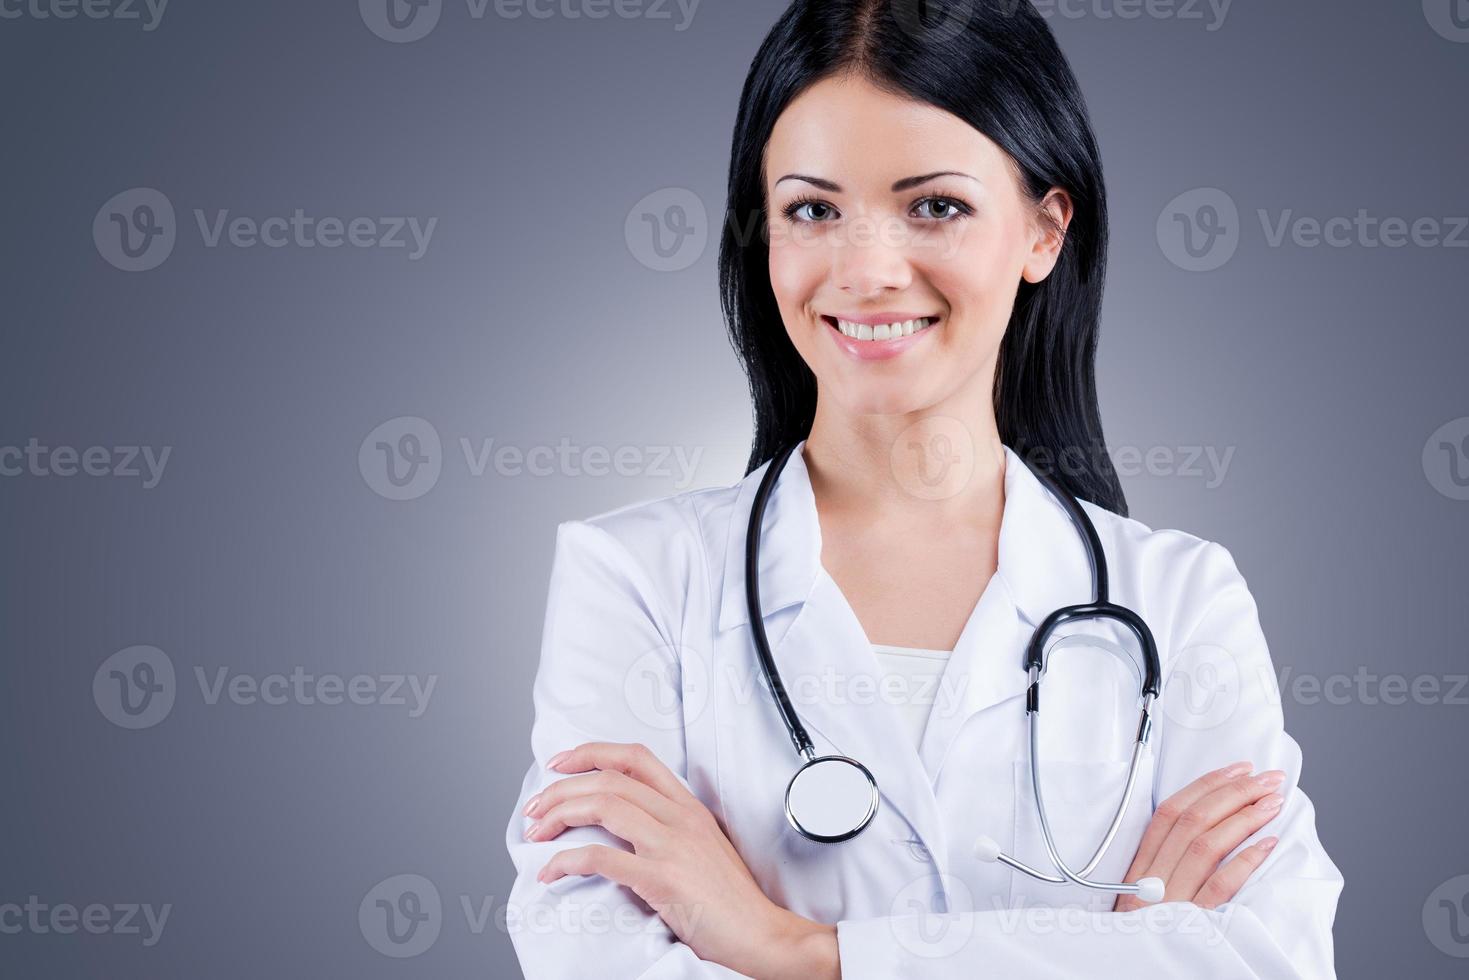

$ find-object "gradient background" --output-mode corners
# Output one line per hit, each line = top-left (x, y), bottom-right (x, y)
(3, 0), (1468, 976)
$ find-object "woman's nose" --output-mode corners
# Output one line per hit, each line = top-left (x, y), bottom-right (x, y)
(829, 229), (914, 297)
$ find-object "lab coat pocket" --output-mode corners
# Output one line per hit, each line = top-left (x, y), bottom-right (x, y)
(1009, 755), (1155, 913)
(1031, 629), (1138, 764)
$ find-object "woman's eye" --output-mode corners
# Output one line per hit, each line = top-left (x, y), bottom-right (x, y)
(785, 200), (836, 222)
(914, 197), (969, 221)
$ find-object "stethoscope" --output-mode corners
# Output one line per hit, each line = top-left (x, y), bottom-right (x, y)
(744, 440), (1167, 904)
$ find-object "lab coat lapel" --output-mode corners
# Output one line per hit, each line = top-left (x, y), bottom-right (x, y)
(918, 445), (1100, 781)
(715, 440), (821, 636)
(771, 571), (950, 858)
(914, 574), (1029, 782)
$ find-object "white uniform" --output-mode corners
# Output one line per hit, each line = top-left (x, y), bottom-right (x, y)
(505, 439), (1343, 978)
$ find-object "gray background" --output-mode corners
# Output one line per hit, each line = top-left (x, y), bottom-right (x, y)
(2, 0), (1467, 976)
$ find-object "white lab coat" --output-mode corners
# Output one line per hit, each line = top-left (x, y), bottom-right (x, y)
(505, 439), (1343, 978)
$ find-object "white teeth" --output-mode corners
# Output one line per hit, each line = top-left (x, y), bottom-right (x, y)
(834, 317), (934, 341)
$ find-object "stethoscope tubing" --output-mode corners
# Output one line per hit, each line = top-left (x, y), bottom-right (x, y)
(746, 439), (1166, 899)
(745, 440), (816, 761)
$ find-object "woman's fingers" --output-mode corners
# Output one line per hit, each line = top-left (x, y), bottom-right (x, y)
(1146, 770), (1285, 893)
(1120, 761), (1251, 884)
(525, 768), (681, 827)
(1162, 791), (1285, 900)
(1190, 836), (1280, 910)
(548, 741), (697, 807)
(1114, 763), (1290, 913)
(537, 842), (643, 887)
(524, 790), (666, 848)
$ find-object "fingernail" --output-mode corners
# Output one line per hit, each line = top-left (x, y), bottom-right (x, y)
(1221, 761), (1252, 778)
(523, 794), (541, 817)
(1254, 770), (1285, 789)
(546, 751), (570, 770)
(1256, 793), (1284, 811)
(1257, 836), (1279, 851)
(524, 821), (540, 840)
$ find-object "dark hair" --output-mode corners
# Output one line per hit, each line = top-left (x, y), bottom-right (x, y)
(718, 0), (1128, 516)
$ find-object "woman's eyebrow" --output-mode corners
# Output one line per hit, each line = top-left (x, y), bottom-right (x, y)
(773, 171), (979, 192)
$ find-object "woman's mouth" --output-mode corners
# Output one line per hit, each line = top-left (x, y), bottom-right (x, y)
(820, 314), (940, 361)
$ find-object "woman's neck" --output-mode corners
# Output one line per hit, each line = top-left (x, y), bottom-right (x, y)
(801, 408), (1006, 533)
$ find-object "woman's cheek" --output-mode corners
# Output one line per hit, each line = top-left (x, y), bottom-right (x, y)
(928, 239), (1017, 346)
(768, 240), (826, 343)
(768, 236), (822, 298)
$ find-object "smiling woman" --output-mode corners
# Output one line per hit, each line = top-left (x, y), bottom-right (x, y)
(763, 84), (1069, 404)
(505, 1), (1342, 978)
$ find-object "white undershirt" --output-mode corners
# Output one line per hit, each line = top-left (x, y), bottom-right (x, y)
(870, 643), (953, 749)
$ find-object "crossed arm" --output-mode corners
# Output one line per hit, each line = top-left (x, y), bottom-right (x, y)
(503, 521), (1342, 978)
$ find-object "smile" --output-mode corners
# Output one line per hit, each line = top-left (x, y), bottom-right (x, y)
(822, 315), (938, 341)
(820, 313), (941, 361)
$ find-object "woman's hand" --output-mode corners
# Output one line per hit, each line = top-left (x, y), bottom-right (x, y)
(524, 741), (838, 980)
(1114, 760), (1284, 913)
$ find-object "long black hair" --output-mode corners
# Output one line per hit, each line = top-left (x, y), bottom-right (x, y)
(718, 0), (1128, 516)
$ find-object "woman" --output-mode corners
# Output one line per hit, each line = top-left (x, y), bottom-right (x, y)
(505, 1), (1342, 976)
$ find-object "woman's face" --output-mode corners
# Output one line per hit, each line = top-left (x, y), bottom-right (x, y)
(763, 73), (1072, 417)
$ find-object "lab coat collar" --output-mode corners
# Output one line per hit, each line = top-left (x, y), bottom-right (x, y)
(716, 437), (1094, 636)
(713, 436), (1098, 860)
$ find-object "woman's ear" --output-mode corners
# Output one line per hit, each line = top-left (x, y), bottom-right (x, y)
(1021, 188), (1074, 285)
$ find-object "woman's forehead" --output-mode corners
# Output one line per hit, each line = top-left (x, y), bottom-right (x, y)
(764, 77), (1005, 188)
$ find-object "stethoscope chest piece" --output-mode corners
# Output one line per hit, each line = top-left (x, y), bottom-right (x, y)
(784, 754), (879, 843)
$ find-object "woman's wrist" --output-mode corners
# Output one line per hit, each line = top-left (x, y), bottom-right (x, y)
(755, 907), (840, 980)
(791, 918), (841, 980)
